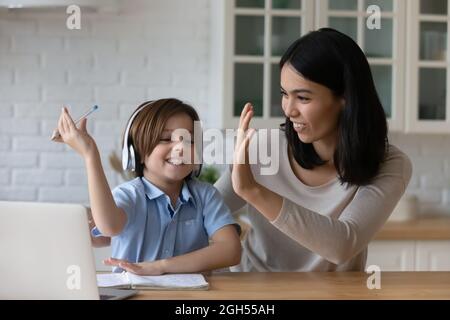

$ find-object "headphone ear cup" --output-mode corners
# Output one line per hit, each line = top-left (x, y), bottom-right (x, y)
(129, 145), (136, 172)
(122, 144), (130, 171)
(121, 101), (153, 172)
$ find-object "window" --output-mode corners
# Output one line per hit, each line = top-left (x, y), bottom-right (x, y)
(220, 0), (315, 129)
(210, 0), (450, 132)
(316, 0), (406, 131)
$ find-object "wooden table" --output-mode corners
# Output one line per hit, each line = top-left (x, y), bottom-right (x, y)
(131, 272), (450, 300)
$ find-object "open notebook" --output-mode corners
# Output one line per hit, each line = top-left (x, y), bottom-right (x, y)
(97, 273), (209, 291)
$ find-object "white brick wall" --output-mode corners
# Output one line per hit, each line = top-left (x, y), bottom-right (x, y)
(0, 0), (210, 206)
(12, 169), (64, 186)
(0, 103), (13, 117)
(389, 133), (450, 215)
(0, 0), (449, 219)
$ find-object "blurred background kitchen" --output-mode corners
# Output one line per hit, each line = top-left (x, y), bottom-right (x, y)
(0, 0), (449, 271)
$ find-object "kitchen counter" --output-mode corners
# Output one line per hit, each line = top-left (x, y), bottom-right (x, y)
(131, 272), (450, 300)
(374, 217), (450, 240)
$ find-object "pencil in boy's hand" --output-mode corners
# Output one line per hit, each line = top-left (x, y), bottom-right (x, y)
(51, 105), (99, 141)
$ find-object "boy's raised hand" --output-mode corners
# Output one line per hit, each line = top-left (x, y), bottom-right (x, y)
(56, 107), (97, 159)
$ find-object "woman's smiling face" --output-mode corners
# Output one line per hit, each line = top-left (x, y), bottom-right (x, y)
(280, 63), (344, 144)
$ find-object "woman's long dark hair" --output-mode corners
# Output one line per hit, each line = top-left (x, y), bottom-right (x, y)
(280, 28), (388, 186)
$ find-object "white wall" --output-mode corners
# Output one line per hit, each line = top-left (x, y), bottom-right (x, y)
(389, 133), (450, 216)
(0, 0), (449, 219)
(0, 0), (210, 271)
(0, 0), (210, 206)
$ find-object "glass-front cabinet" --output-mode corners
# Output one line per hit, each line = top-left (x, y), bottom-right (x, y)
(406, 0), (450, 132)
(223, 0), (315, 128)
(316, 0), (406, 131)
(210, 0), (450, 133)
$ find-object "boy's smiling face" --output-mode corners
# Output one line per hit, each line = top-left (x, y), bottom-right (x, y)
(143, 112), (196, 186)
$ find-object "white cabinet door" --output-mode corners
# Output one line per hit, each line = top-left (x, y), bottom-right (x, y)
(211, 0), (316, 129)
(367, 240), (415, 271)
(315, 0), (406, 132)
(416, 241), (450, 271)
(405, 0), (450, 133)
(214, 0), (450, 133)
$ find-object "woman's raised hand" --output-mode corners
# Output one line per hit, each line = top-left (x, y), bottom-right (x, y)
(232, 102), (258, 198)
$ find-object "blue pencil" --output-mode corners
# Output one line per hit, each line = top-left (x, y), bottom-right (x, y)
(51, 105), (99, 140)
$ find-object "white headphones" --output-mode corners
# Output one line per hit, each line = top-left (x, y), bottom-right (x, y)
(121, 100), (203, 177)
(122, 101), (153, 172)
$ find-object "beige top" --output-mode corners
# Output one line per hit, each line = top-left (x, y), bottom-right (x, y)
(214, 130), (412, 272)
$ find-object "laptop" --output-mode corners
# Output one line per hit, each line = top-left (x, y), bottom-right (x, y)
(0, 201), (137, 300)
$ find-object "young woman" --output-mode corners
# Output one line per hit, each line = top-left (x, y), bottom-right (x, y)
(215, 28), (412, 271)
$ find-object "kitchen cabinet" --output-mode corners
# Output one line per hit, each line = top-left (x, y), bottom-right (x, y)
(368, 240), (450, 271)
(367, 218), (450, 271)
(416, 241), (450, 271)
(367, 240), (416, 271)
(316, 0), (406, 131)
(210, 0), (450, 133)
(405, 0), (450, 132)
(210, 0), (315, 129)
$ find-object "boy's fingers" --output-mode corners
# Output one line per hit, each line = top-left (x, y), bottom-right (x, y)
(61, 117), (68, 134)
(103, 257), (123, 265)
(78, 117), (88, 132)
(61, 108), (70, 133)
(53, 136), (64, 143)
(62, 107), (76, 130)
(119, 265), (133, 273)
(58, 112), (66, 136)
(119, 262), (140, 274)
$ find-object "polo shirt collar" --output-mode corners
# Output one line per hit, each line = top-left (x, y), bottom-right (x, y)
(141, 177), (165, 200)
(141, 177), (197, 209)
(180, 180), (196, 209)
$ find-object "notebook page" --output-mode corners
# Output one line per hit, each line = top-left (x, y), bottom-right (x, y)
(97, 272), (129, 288)
(127, 273), (208, 289)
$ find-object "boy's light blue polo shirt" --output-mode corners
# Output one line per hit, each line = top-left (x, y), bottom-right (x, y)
(92, 177), (238, 272)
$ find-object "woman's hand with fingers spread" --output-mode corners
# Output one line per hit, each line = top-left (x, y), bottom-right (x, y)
(57, 107), (97, 159)
(232, 102), (259, 200)
(103, 257), (166, 276)
(231, 103), (284, 221)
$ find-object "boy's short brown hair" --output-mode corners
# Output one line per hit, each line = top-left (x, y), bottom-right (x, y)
(125, 98), (200, 177)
